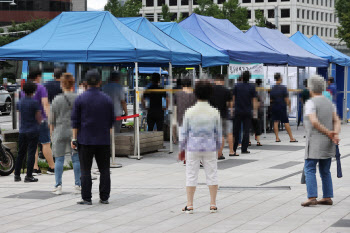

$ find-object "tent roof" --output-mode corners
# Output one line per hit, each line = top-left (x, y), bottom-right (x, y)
(246, 26), (328, 67)
(0, 11), (172, 64)
(290, 32), (348, 66)
(118, 17), (201, 67)
(179, 13), (288, 64)
(152, 22), (229, 67)
(134, 67), (168, 74)
(310, 35), (350, 66)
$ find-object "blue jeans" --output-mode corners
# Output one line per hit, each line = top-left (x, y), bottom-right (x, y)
(304, 158), (333, 199)
(55, 153), (81, 187)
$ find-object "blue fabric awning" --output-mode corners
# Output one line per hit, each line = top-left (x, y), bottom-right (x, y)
(246, 26), (328, 67)
(0, 12), (172, 64)
(179, 14), (288, 65)
(134, 67), (168, 75)
(290, 32), (348, 66)
(118, 17), (201, 67)
(152, 22), (229, 67)
(310, 35), (350, 67)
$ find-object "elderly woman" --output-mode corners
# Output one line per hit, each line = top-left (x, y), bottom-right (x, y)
(302, 75), (341, 207)
(50, 73), (81, 195)
(180, 80), (222, 214)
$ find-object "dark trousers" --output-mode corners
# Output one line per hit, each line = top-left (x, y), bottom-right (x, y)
(234, 113), (251, 152)
(147, 111), (164, 131)
(78, 144), (111, 202)
(14, 132), (39, 177)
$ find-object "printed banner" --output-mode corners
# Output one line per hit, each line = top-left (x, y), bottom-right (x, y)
(229, 61), (264, 79)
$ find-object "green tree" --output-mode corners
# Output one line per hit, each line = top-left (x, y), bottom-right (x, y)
(193, 0), (224, 18)
(176, 13), (185, 23)
(161, 4), (174, 22)
(254, 10), (266, 27)
(0, 28), (4, 33)
(222, 0), (250, 30)
(105, 0), (142, 17)
(335, 0), (350, 48)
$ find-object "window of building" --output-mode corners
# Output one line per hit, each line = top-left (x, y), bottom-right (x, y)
(217, 0), (225, 4)
(316, 27), (319, 35)
(307, 26), (309, 35)
(316, 0), (318, 4)
(330, 28), (332, 37)
(307, 10), (309, 19)
(170, 0), (177, 6)
(302, 10), (305, 19)
(145, 13), (154, 21)
(321, 27), (323, 36)
(268, 0), (277, 2)
(146, 0), (154, 7)
(255, 9), (264, 18)
(335, 29), (337, 36)
(181, 0), (188, 5)
(334, 14), (336, 23)
(316, 12), (319, 20)
(281, 25), (290, 34)
(281, 0), (290, 1)
(302, 0), (304, 3)
(182, 12), (189, 18)
(325, 13), (328, 21)
(325, 0), (327, 6)
(312, 11), (314, 20)
(171, 13), (178, 20)
(297, 9), (300, 18)
(255, 0), (264, 3)
(247, 10), (251, 19)
(281, 9), (290, 18)
(302, 25), (305, 34)
(242, 0), (251, 2)
(307, 0), (309, 3)
(320, 0), (323, 5)
(267, 9), (275, 18)
(330, 0), (332, 7)
(158, 0), (165, 6)
(312, 0), (314, 4)
(297, 25), (300, 31)
(193, 0), (198, 4)
(325, 28), (328, 37)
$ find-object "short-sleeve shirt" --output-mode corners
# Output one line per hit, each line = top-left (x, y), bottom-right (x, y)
(174, 91), (197, 126)
(304, 96), (337, 116)
(209, 85), (232, 119)
(17, 97), (40, 133)
(270, 84), (288, 108)
(44, 80), (62, 103)
(327, 83), (337, 103)
(21, 83), (48, 120)
(232, 83), (257, 115)
(102, 82), (125, 117)
(143, 84), (167, 114)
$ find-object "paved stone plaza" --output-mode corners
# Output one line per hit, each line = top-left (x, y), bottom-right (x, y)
(1, 124), (350, 233)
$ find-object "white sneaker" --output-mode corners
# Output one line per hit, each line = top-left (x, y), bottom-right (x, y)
(52, 185), (62, 195)
(74, 185), (81, 194)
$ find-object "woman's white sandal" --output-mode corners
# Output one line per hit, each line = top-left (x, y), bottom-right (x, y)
(210, 205), (217, 213)
(182, 206), (194, 214)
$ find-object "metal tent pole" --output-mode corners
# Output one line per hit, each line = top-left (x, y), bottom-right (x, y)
(343, 66), (348, 124)
(193, 67), (196, 88)
(199, 65), (203, 79)
(169, 62), (173, 153)
(221, 65), (223, 75)
(263, 66), (268, 137)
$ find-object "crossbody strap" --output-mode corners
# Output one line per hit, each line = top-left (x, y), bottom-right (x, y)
(63, 94), (72, 110)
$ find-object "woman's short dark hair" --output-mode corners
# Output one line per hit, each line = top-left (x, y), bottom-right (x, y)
(256, 79), (262, 86)
(274, 73), (282, 81)
(23, 81), (37, 96)
(195, 80), (212, 101)
(181, 78), (191, 87)
(242, 71), (250, 83)
(28, 69), (42, 81)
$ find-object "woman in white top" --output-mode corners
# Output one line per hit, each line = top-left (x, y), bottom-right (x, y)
(180, 80), (222, 214)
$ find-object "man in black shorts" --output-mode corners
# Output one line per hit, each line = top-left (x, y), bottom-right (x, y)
(270, 73), (297, 143)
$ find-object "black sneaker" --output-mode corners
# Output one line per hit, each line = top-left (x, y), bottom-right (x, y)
(241, 151), (250, 154)
(33, 168), (42, 176)
(99, 200), (109, 204)
(77, 200), (92, 205)
(24, 176), (38, 183)
(218, 155), (225, 160)
(14, 175), (21, 182)
(46, 167), (55, 175)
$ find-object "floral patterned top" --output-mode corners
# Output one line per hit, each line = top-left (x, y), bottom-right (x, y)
(180, 101), (222, 152)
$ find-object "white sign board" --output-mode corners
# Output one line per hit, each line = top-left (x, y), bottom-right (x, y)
(229, 61), (264, 79)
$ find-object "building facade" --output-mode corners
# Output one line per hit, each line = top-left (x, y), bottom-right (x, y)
(72, 0), (87, 11)
(141, 0), (340, 44)
(0, 0), (73, 26)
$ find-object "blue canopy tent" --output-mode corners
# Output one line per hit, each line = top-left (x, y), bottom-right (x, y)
(152, 22), (229, 68)
(246, 26), (328, 67)
(134, 67), (168, 75)
(118, 17), (201, 67)
(179, 14), (288, 65)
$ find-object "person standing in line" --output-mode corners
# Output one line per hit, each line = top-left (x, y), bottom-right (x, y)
(22, 69), (55, 175)
(44, 68), (64, 104)
(173, 78), (196, 144)
(209, 74), (234, 159)
(327, 77), (337, 104)
(180, 80), (222, 214)
(71, 69), (114, 205)
(50, 73), (81, 195)
(142, 73), (168, 132)
(302, 75), (341, 207)
(14, 82), (41, 183)
(102, 71), (128, 134)
(251, 79), (263, 146)
(270, 73), (298, 143)
(232, 71), (257, 154)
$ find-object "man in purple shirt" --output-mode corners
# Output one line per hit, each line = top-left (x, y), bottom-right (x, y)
(71, 69), (115, 205)
(22, 69), (55, 175)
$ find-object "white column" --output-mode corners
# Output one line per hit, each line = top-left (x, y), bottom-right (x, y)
(193, 67), (196, 88)
(135, 62), (141, 159)
(169, 62), (174, 153)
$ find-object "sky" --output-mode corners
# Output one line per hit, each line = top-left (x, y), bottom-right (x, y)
(87, 0), (108, 11)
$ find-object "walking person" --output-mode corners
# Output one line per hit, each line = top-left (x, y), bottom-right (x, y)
(44, 68), (64, 104)
(233, 71), (258, 154)
(180, 80), (222, 214)
(209, 74), (234, 159)
(14, 81), (41, 183)
(141, 73), (168, 131)
(302, 75), (341, 207)
(71, 69), (114, 205)
(50, 73), (81, 195)
(102, 71), (128, 134)
(327, 76), (337, 104)
(270, 73), (297, 143)
(21, 69), (55, 175)
(251, 79), (264, 146)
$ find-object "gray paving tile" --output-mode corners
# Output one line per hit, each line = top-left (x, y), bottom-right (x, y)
(218, 159), (258, 170)
(270, 161), (303, 169)
(4, 191), (63, 200)
(331, 219), (350, 228)
(249, 145), (305, 151)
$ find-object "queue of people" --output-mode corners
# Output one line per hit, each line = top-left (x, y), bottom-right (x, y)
(13, 68), (341, 211)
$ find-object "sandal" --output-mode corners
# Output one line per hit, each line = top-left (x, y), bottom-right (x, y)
(229, 152), (239, 157)
(257, 142), (263, 146)
(210, 205), (217, 213)
(290, 139), (298, 143)
(182, 206), (193, 214)
(276, 139), (281, 142)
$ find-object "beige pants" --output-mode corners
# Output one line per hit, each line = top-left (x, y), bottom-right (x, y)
(186, 151), (218, 186)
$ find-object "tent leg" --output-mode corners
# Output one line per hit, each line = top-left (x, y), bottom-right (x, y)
(199, 65), (203, 79)
(263, 66), (268, 137)
(193, 67), (196, 88)
(221, 65), (223, 75)
(110, 127), (122, 168)
(343, 66), (348, 124)
(169, 62), (173, 154)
